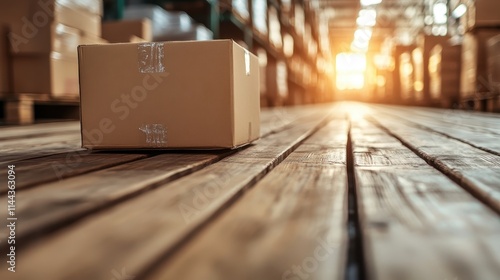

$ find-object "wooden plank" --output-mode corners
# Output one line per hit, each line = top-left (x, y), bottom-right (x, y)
(146, 120), (349, 280)
(373, 105), (500, 155)
(0, 133), (82, 164)
(0, 121), (80, 141)
(1, 108), (333, 280)
(0, 152), (151, 194)
(376, 104), (500, 134)
(259, 104), (333, 136)
(0, 106), (325, 190)
(352, 118), (500, 280)
(0, 106), (336, 242)
(0, 152), (228, 243)
(367, 108), (500, 214)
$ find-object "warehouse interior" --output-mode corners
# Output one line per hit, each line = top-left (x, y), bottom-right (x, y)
(2, 2), (500, 279)
(0, 0), (499, 124)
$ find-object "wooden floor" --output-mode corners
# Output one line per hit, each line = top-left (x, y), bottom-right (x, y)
(0, 103), (499, 280)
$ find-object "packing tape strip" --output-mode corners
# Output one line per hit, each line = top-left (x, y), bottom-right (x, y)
(139, 124), (167, 147)
(138, 42), (165, 73)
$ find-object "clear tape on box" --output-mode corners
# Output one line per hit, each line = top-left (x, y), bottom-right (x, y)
(137, 42), (165, 73)
(139, 124), (167, 147)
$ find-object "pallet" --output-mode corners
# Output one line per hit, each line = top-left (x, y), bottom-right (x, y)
(0, 93), (79, 124)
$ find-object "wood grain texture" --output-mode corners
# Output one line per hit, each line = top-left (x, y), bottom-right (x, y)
(367, 110), (500, 213)
(0, 152), (150, 193)
(0, 121), (80, 141)
(146, 120), (349, 280)
(0, 133), (82, 164)
(352, 118), (500, 280)
(373, 105), (500, 155)
(0, 152), (227, 243)
(383, 106), (500, 131)
(0, 106), (333, 244)
(0, 109), (333, 280)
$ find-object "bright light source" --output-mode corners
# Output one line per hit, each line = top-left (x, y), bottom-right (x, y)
(374, 54), (391, 69)
(357, 9), (377, 27)
(360, 0), (382, 6)
(357, 17), (376, 27)
(433, 2), (448, 24)
(336, 53), (366, 72)
(336, 53), (366, 90)
(414, 81), (424, 92)
(351, 41), (369, 52)
(283, 34), (294, 57)
(433, 2), (447, 16)
(354, 28), (372, 41)
(336, 74), (365, 90)
(434, 14), (447, 24)
(359, 9), (377, 19)
(452, 4), (467, 18)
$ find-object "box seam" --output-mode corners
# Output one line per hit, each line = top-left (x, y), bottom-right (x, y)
(77, 45), (85, 148)
(229, 40), (235, 147)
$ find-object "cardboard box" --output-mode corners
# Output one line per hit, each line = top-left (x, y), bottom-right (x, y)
(461, 0), (500, 30)
(78, 40), (260, 149)
(1, 1), (101, 54)
(102, 19), (152, 43)
(58, 0), (103, 16)
(488, 35), (500, 93)
(460, 30), (500, 98)
(10, 22), (105, 54)
(0, 24), (11, 93)
(12, 52), (78, 96)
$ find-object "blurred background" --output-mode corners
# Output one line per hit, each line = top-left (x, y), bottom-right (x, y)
(0, 0), (500, 124)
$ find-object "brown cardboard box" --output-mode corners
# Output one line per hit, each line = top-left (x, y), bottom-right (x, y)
(1, 1), (101, 54)
(102, 19), (152, 43)
(12, 52), (79, 96)
(58, 0), (103, 16)
(78, 40), (260, 149)
(0, 24), (11, 93)
(10, 22), (105, 54)
(460, 30), (500, 98)
(10, 33), (106, 96)
(462, 0), (500, 30)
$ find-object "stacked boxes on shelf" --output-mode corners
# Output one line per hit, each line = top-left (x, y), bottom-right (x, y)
(0, 24), (10, 93)
(457, 0), (500, 31)
(460, 30), (500, 105)
(0, 0), (105, 97)
(153, 0), (329, 107)
(428, 44), (462, 108)
(453, 0), (500, 110)
(487, 35), (500, 111)
(123, 5), (212, 42)
(102, 19), (152, 43)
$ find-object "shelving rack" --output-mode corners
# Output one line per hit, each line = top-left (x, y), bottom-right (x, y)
(131, 0), (334, 106)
